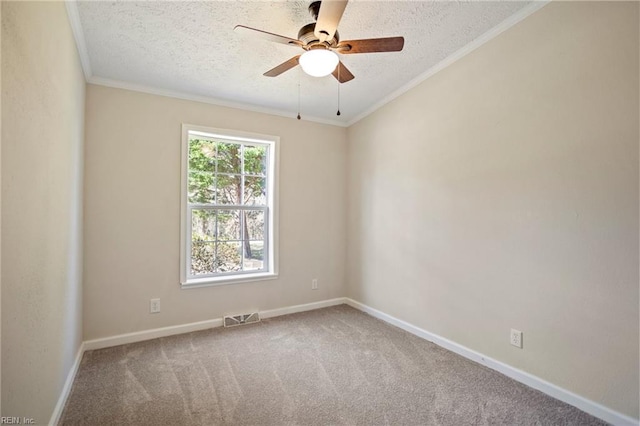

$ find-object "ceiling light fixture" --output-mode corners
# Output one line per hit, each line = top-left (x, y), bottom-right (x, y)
(299, 48), (339, 77)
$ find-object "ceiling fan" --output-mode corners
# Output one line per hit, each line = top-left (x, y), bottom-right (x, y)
(234, 0), (405, 83)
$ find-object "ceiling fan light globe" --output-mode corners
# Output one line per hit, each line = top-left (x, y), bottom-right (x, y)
(299, 49), (339, 77)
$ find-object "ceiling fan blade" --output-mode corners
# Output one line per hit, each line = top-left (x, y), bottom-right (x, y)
(234, 25), (302, 47)
(264, 55), (301, 77)
(336, 37), (405, 54)
(314, 0), (348, 43)
(332, 61), (354, 83)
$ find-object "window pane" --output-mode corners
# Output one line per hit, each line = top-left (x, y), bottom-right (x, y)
(192, 210), (216, 241)
(191, 242), (214, 275)
(217, 142), (241, 174)
(189, 139), (216, 172)
(243, 176), (266, 205)
(215, 174), (240, 205)
(243, 241), (264, 271)
(188, 171), (215, 204)
(215, 242), (242, 272)
(184, 129), (275, 282)
(244, 145), (267, 176)
(244, 210), (264, 240)
(217, 210), (240, 240)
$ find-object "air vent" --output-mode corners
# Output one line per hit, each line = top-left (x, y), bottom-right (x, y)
(223, 312), (260, 327)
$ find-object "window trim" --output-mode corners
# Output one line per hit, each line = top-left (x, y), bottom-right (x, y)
(180, 124), (279, 288)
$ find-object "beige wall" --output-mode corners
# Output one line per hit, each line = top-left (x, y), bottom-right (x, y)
(347, 1), (639, 419)
(1, 0), (636, 422)
(1, 1), (85, 424)
(83, 85), (347, 340)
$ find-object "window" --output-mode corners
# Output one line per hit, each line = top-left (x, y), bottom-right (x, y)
(180, 124), (278, 287)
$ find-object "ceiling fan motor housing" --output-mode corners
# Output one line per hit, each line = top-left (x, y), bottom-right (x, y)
(298, 23), (339, 48)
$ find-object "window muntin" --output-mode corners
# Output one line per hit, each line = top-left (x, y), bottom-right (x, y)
(181, 126), (277, 286)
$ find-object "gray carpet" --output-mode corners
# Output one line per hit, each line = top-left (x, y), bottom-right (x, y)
(60, 305), (605, 425)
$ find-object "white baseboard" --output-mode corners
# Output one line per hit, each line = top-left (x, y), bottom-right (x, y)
(83, 318), (224, 351)
(83, 298), (347, 351)
(260, 297), (346, 319)
(344, 298), (639, 426)
(53, 297), (638, 426)
(57, 298), (345, 423)
(49, 342), (85, 426)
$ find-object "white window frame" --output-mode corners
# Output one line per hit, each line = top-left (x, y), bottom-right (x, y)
(180, 124), (279, 288)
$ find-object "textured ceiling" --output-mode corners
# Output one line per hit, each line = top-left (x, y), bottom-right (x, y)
(76, 1), (534, 125)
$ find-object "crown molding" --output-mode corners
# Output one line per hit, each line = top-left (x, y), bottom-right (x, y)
(88, 76), (348, 128)
(346, 0), (550, 127)
(65, 1), (92, 81)
(67, 0), (549, 130)
(64, 0), (345, 127)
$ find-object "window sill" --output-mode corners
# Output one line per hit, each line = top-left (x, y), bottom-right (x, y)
(181, 272), (278, 289)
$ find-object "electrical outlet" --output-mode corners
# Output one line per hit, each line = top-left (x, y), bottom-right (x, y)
(510, 329), (523, 348)
(150, 298), (161, 314)
(311, 279), (318, 290)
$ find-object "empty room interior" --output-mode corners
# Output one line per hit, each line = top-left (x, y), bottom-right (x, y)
(1, 0), (639, 425)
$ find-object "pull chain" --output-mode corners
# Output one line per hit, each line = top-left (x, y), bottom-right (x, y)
(336, 64), (341, 116)
(297, 78), (301, 120)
